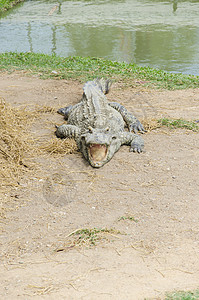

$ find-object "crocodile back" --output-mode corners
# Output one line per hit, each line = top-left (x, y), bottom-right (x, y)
(67, 80), (124, 133)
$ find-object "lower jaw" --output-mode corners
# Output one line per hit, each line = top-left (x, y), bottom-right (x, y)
(89, 159), (106, 168)
(88, 155), (108, 168)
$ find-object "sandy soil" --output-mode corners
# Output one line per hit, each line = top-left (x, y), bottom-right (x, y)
(0, 72), (199, 300)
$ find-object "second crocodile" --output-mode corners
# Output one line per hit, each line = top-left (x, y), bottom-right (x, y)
(56, 78), (145, 168)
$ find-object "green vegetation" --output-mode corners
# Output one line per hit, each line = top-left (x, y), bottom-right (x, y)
(1, 52), (199, 90)
(158, 118), (199, 131)
(0, 0), (24, 12)
(165, 289), (199, 300)
(118, 215), (139, 222)
(68, 228), (120, 246)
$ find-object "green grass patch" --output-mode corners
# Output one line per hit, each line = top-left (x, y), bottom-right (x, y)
(54, 228), (122, 250)
(68, 228), (121, 246)
(165, 289), (199, 300)
(118, 215), (139, 222)
(0, 0), (24, 12)
(158, 118), (199, 131)
(1, 52), (199, 90)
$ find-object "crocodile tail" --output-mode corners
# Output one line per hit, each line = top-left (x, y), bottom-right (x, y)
(93, 78), (112, 95)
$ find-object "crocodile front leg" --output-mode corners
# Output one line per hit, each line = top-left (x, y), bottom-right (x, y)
(57, 105), (73, 120)
(121, 132), (144, 153)
(109, 102), (145, 133)
(55, 124), (80, 139)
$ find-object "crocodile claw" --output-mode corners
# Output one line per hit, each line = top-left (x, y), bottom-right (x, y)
(130, 140), (144, 153)
(129, 120), (146, 134)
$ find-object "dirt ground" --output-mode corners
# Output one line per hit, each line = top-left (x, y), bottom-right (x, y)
(0, 72), (199, 300)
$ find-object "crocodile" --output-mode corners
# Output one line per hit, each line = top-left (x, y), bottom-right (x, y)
(56, 78), (145, 168)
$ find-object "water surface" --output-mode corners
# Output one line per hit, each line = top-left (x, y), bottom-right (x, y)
(1, 0), (199, 75)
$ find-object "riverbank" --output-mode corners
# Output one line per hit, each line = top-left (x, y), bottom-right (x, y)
(1, 52), (199, 90)
(0, 0), (24, 13)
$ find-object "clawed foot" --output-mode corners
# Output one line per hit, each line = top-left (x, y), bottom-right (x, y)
(129, 120), (146, 134)
(130, 144), (143, 153)
(130, 136), (144, 153)
(57, 105), (73, 119)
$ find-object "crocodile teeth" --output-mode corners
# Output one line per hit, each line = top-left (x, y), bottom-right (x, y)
(88, 144), (107, 162)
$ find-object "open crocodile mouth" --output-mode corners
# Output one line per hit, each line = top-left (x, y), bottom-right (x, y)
(88, 144), (108, 167)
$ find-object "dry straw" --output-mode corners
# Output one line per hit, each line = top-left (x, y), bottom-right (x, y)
(141, 118), (160, 132)
(0, 98), (77, 211)
(0, 98), (33, 188)
(40, 137), (77, 155)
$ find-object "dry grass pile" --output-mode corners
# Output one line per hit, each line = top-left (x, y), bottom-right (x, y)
(0, 99), (77, 190)
(0, 98), (78, 217)
(0, 98), (37, 217)
(33, 104), (78, 155)
(34, 105), (57, 114)
(40, 137), (77, 155)
(141, 118), (160, 132)
(0, 98), (34, 189)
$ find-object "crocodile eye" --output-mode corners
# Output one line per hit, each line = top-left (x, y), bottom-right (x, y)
(105, 127), (110, 132)
(88, 126), (93, 133)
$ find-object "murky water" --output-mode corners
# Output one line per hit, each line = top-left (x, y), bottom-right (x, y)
(1, 0), (199, 75)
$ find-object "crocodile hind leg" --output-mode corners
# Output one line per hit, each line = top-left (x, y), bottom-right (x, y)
(121, 132), (144, 153)
(109, 102), (145, 133)
(55, 124), (80, 139)
(57, 105), (73, 120)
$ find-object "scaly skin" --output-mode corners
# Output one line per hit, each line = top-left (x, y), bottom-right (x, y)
(56, 78), (145, 168)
